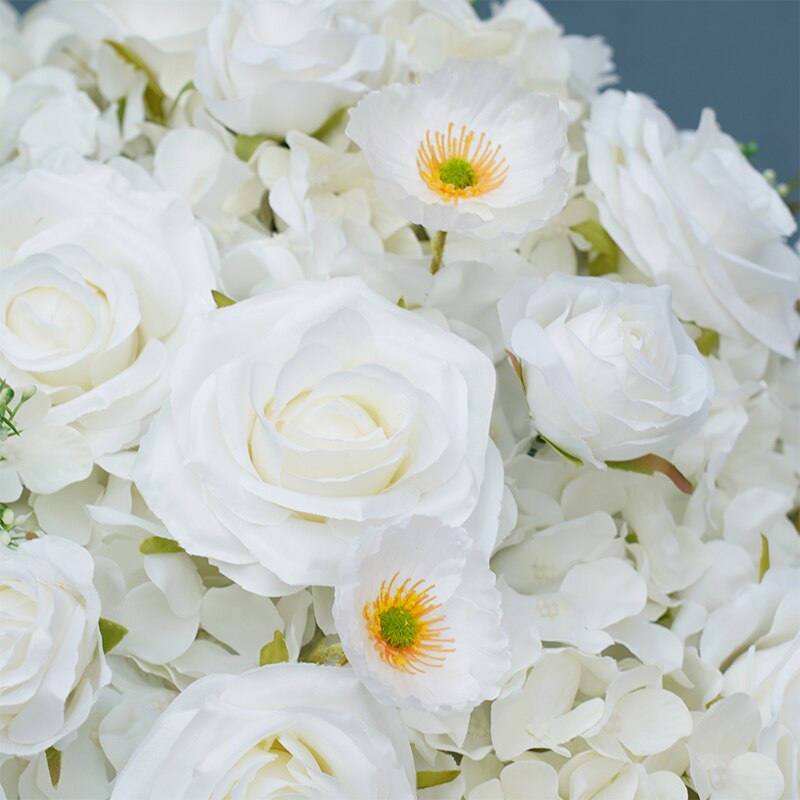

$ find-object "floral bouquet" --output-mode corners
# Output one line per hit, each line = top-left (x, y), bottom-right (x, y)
(0, 0), (798, 798)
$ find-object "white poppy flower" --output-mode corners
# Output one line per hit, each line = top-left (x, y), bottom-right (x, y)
(346, 60), (569, 241)
(333, 517), (510, 713)
(110, 664), (416, 799)
(0, 535), (110, 756)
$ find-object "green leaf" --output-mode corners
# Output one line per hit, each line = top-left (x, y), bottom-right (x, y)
(311, 106), (347, 141)
(139, 535), (184, 554)
(416, 770), (460, 790)
(540, 434), (583, 467)
(235, 133), (271, 162)
(758, 533), (770, 582)
(607, 454), (693, 495)
(211, 289), (237, 308)
(46, 747), (61, 788)
(98, 618), (128, 653)
(259, 630), (289, 666)
(102, 39), (166, 124)
(695, 327), (720, 357)
(571, 220), (620, 276)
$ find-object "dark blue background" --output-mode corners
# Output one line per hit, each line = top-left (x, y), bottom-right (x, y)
(8, 0), (800, 183)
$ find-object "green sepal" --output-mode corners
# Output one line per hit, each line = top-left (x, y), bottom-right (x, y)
(98, 618), (128, 653)
(571, 220), (620, 276)
(758, 533), (770, 582)
(259, 630), (289, 666)
(540, 434), (583, 467)
(102, 39), (166, 124)
(139, 535), (184, 555)
(694, 327), (720, 357)
(212, 289), (237, 308)
(235, 133), (271, 162)
(311, 106), (347, 141)
(607, 454), (693, 495)
(416, 770), (460, 790)
(46, 747), (61, 788)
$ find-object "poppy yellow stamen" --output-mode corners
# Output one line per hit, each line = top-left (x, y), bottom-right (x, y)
(364, 573), (455, 674)
(417, 122), (509, 202)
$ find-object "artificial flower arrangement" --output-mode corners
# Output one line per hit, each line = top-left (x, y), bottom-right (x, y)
(0, 0), (797, 798)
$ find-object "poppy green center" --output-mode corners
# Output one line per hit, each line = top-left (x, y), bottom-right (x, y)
(378, 606), (419, 649)
(438, 157), (476, 190)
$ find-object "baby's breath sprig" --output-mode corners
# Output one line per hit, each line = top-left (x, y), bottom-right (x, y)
(0, 379), (36, 441)
(0, 505), (36, 550)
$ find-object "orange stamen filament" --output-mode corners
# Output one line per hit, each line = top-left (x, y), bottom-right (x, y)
(363, 573), (455, 674)
(417, 122), (509, 203)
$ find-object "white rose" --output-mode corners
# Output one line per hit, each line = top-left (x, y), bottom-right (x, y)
(586, 90), (800, 357)
(18, 0), (220, 96)
(499, 274), (714, 466)
(0, 150), (217, 458)
(0, 66), (121, 166)
(195, 0), (385, 137)
(0, 535), (110, 756)
(111, 664), (416, 799)
(134, 278), (499, 595)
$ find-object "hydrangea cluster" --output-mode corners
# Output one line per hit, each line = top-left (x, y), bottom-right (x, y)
(0, 1), (797, 798)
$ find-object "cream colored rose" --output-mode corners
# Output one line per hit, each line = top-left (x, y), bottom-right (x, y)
(0, 535), (109, 756)
(195, 0), (385, 137)
(111, 664), (415, 799)
(500, 274), (714, 466)
(134, 278), (501, 595)
(0, 150), (217, 458)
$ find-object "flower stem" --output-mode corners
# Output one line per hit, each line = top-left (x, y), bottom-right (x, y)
(430, 230), (447, 274)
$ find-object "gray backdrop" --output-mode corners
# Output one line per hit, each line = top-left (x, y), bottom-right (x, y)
(8, 0), (800, 183)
